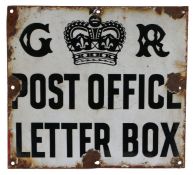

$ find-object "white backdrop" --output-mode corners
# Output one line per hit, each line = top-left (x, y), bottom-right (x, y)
(0, 0), (192, 174)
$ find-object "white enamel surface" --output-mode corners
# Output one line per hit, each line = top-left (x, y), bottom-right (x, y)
(10, 7), (186, 167)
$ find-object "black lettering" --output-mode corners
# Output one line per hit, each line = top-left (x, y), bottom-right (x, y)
(123, 74), (136, 109)
(45, 123), (60, 157)
(88, 74), (104, 109)
(16, 123), (30, 157)
(167, 91), (181, 109)
(61, 123), (77, 157)
(49, 74), (63, 109)
(161, 123), (179, 157)
(108, 74), (121, 109)
(139, 74), (145, 109)
(20, 23), (52, 57)
(123, 123), (138, 157)
(30, 74), (46, 109)
(136, 24), (169, 57)
(95, 123), (111, 157)
(31, 123), (45, 157)
(149, 74), (164, 109)
(80, 123), (92, 156)
(142, 123), (158, 157)
(64, 74), (80, 109)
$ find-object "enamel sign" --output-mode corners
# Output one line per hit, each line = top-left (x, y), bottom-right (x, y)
(7, 6), (188, 168)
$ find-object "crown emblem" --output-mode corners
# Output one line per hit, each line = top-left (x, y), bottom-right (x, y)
(64, 15), (126, 65)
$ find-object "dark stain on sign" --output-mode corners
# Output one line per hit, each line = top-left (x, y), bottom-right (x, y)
(166, 73), (186, 94)
(170, 156), (184, 168)
(8, 75), (21, 117)
(155, 7), (188, 19)
(82, 149), (101, 168)
(7, 6), (19, 38)
(7, 46), (14, 62)
(8, 152), (34, 169)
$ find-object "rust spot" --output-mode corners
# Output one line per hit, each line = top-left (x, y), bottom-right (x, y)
(165, 73), (186, 94)
(89, 7), (97, 14)
(100, 163), (172, 168)
(36, 6), (89, 12)
(170, 157), (184, 168)
(9, 152), (34, 168)
(8, 130), (13, 163)
(7, 6), (19, 38)
(155, 7), (162, 15)
(155, 7), (188, 19)
(164, 7), (188, 19)
(82, 149), (101, 168)
(8, 75), (21, 101)
(60, 6), (89, 11)
(7, 46), (14, 62)
(7, 6), (19, 68)
(8, 75), (21, 117)
(74, 163), (81, 168)
(89, 7), (103, 17)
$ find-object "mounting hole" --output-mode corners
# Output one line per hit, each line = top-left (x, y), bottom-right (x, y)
(182, 11), (186, 14)
(11, 161), (15, 166)
(10, 9), (14, 14)
(179, 86), (182, 90)
(11, 85), (15, 90)
(94, 160), (100, 165)
(95, 9), (101, 14)
(178, 160), (182, 165)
